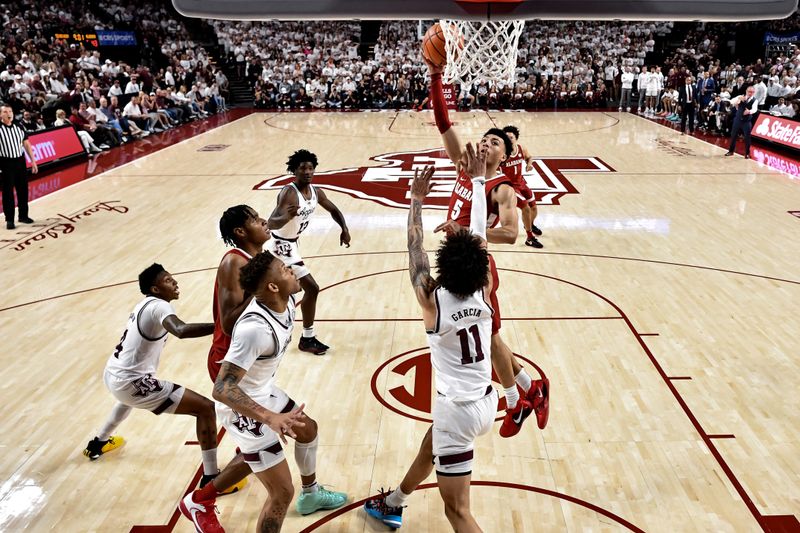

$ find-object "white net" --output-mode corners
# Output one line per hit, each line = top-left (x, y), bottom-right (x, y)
(440, 19), (525, 88)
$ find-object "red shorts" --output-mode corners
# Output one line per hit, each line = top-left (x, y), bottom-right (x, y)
(207, 345), (227, 382)
(488, 255), (501, 334)
(514, 183), (534, 210)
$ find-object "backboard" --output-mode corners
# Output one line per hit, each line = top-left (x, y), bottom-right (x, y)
(172, 0), (798, 21)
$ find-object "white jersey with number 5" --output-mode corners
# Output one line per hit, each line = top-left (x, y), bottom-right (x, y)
(105, 296), (176, 380)
(426, 286), (493, 401)
(273, 183), (317, 240)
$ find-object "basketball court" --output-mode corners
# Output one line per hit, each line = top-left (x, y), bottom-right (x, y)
(1, 107), (798, 531)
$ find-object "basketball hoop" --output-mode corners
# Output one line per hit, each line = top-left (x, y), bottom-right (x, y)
(440, 19), (525, 88)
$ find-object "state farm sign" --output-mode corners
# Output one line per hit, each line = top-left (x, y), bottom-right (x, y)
(752, 115), (800, 150)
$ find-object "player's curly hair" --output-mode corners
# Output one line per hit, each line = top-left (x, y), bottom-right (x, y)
(484, 128), (513, 158)
(286, 149), (318, 173)
(138, 263), (166, 295)
(502, 125), (520, 140)
(219, 204), (256, 247)
(435, 229), (489, 299)
(239, 251), (276, 294)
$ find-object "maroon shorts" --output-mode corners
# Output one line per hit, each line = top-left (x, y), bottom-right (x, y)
(207, 345), (227, 382)
(488, 255), (501, 334)
(514, 184), (534, 210)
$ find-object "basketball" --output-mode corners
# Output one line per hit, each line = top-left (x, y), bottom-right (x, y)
(421, 23), (448, 67)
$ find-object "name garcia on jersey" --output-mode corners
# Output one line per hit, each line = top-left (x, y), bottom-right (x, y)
(451, 307), (483, 322)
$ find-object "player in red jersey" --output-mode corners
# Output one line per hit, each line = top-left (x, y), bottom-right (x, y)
(501, 125), (543, 248)
(425, 58), (550, 436)
(200, 205), (273, 499)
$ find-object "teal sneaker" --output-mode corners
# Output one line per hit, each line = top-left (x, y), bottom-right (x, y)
(296, 486), (348, 515)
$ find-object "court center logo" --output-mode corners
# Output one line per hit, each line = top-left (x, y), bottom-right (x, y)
(371, 347), (541, 423)
(254, 149), (614, 209)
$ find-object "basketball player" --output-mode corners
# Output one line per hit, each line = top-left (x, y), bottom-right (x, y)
(425, 57), (549, 436)
(267, 149), (351, 355)
(180, 252), (348, 533)
(84, 264), (223, 486)
(501, 125), (543, 248)
(365, 156), (495, 531)
(196, 205), (275, 498)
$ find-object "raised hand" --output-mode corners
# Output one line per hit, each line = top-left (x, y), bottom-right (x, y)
(463, 142), (487, 179)
(409, 165), (435, 200)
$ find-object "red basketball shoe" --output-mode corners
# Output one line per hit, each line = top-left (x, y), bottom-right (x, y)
(527, 378), (550, 429)
(499, 397), (533, 438)
(180, 491), (225, 533)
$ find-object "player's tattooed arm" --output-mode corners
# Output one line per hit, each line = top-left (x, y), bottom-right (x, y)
(214, 362), (305, 443)
(408, 166), (437, 298)
(162, 315), (214, 339)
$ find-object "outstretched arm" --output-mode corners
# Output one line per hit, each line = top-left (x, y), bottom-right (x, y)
(407, 167), (438, 311)
(162, 315), (214, 339)
(425, 59), (463, 167)
(317, 188), (351, 247)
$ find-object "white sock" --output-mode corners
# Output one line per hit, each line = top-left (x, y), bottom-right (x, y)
(385, 487), (410, 508)
(504, 386), (519, 409)
(201, 448), (218, 476)
(515, 368), (533, 394)
(302, 481), (319, 494)
(98, 403), (132, 441)
(302, 326), (315, 339)
(294, 435), (318, 477)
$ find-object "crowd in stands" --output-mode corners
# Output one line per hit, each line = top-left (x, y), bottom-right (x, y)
(217, 19), (674, 110)
(3, 0), (799, 157)
(0, 0), (229, 154)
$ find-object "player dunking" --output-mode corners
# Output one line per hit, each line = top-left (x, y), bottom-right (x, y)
(181, 252), (348, 533)
(425, 58), (549, 436)
(365, 156), (495, 531)
(267, 149), (351, 355)
(501, 125), (544, 248)
(84, 264), (223, 486)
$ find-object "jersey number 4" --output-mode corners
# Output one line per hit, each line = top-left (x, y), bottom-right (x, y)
(113, 329), (128, 358)
(456, 324), (485, 365)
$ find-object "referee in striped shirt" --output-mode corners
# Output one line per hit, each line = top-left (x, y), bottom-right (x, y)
(1, 105), (38, 230)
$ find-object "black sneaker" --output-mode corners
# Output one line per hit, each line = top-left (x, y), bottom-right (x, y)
(6, 221), (14, 230)
(525, 236), (543, 248)
(19, 217), (34, 224)
(531, 224), (542, 236)
(83, 435), (125, 460)
(298, 336), (329, 355)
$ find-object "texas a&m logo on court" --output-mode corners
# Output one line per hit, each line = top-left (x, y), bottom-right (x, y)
(254, 148), (614, 209)
(371, 347), (542, 423)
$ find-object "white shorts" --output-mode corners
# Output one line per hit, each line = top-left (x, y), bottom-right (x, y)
(217, 386), (297, 473)
(646, 89), (658, 97)
(432, 388), (498, 476)
(104, 371), (185, 415)
(266, 236), (310, 279)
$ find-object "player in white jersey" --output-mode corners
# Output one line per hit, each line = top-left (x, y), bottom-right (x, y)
(83, 264), (225, 486)
(180, 252), (348, 533)
(365, 147), (497, 531)
(267, 149), (351, 356)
